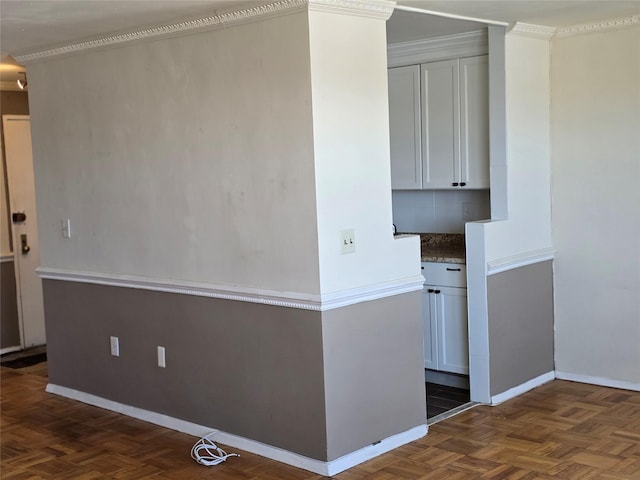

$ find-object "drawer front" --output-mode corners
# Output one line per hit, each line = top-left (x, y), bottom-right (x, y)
(421, 262), (467, 288)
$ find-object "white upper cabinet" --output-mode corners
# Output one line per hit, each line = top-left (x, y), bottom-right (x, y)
(388, 65), (422, 189)
(459, 56), (489, 189)
(422, 59), (459, 189)
(389, 55), (489, 190)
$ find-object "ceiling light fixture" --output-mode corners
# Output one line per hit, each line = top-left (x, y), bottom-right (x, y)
(17, 71), (27, 89)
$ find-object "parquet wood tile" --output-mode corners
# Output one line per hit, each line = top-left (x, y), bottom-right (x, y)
(2, 366), (640, 479)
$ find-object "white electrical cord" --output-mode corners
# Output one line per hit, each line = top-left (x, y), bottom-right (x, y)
(191, 433), (239, 466)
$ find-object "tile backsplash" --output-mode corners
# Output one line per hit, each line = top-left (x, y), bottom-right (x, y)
(392, 189), (491, 234)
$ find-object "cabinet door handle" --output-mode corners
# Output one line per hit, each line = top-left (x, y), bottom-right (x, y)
(434, 290), (441, 294)
(460, 182), (467, 187)
(421, 266), (424, 269)
(452, 182), (459, 187)
(427, 288), (435, 293)
(446, 268), (461, 271)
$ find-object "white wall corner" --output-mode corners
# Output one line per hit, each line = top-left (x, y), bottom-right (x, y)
(465, 221), (491, 404)
(308, 0), (396, 20)
(508, 22), (556, 40)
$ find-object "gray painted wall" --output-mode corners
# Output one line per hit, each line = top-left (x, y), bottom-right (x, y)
(43, 279), (327, 459)
(487, 260), (554, 395)
(44, 280), (426, 461)
(1, 261), (20, 348)
(322, 292), (426, 460)
(551, 26), (640, 385)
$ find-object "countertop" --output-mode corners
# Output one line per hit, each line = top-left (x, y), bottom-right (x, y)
(397, 232), (466, 264)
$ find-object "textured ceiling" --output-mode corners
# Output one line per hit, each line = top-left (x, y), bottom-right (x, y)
(396, 1), (640, 28)
(1, 0), (639, 78)
(0, 1), (267, 57)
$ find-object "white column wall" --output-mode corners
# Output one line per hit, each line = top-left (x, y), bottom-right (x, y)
(308, 8), (420, 294)
(27, 12), (323, 295)
(551, 26), (640, 387)
(484, 32), (553, 263)
(466, 29), (553, 403)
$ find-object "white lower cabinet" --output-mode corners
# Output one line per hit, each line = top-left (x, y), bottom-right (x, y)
(422, 263), (469, 374)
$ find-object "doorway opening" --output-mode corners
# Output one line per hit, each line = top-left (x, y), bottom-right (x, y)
(425, 370), (474, 424)
(1, 66), (46, 353)
(386, 8), (491, 420)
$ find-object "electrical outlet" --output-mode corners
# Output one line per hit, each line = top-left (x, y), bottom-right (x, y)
(62, 218), (71, 238)
(340, 229), (356, 254)
(110, 336), (119, 357)
(157, 346), (166, 368)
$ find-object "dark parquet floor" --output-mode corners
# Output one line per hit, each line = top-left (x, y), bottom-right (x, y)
(426, 382), (471, 419)
(2, 363), (640, 479)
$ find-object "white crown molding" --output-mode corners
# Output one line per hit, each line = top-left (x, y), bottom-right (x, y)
(36, 267), (424, 311)
(15, 0), (396, 64)
(15, 0), (307, 63)
(508, 22), (556, 40)
(556, 14), (640, 37)
(308, 0), (395, 20)
(486, 247), (555, 276)
(387, 30), (487, 68)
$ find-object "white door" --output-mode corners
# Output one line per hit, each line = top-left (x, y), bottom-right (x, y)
(3, 115), (46, 348)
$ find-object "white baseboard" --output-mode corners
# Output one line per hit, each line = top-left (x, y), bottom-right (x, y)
(490, 371), (555, 406)
(0, 345), (22, 356)
(46, 384), (427, 476)
(324, 424), (427, 476)
(555, 372), (640, 392)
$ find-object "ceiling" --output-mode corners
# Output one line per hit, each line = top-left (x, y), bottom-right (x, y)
(1, 0), (639, 82)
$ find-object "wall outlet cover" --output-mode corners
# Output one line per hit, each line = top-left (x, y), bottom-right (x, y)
(340, 229), (356, 254)
(110, 336), (119, 357)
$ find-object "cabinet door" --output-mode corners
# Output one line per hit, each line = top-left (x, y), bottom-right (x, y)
(388, 65), (422, 189)
(459, 56), (489, 189)
(435, 286), (469, 374)
(422, 287), (438, 370)
(421, 59), (459, 189)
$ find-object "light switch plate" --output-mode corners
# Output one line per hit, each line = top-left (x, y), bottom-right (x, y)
(341, 229), (356, 254)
